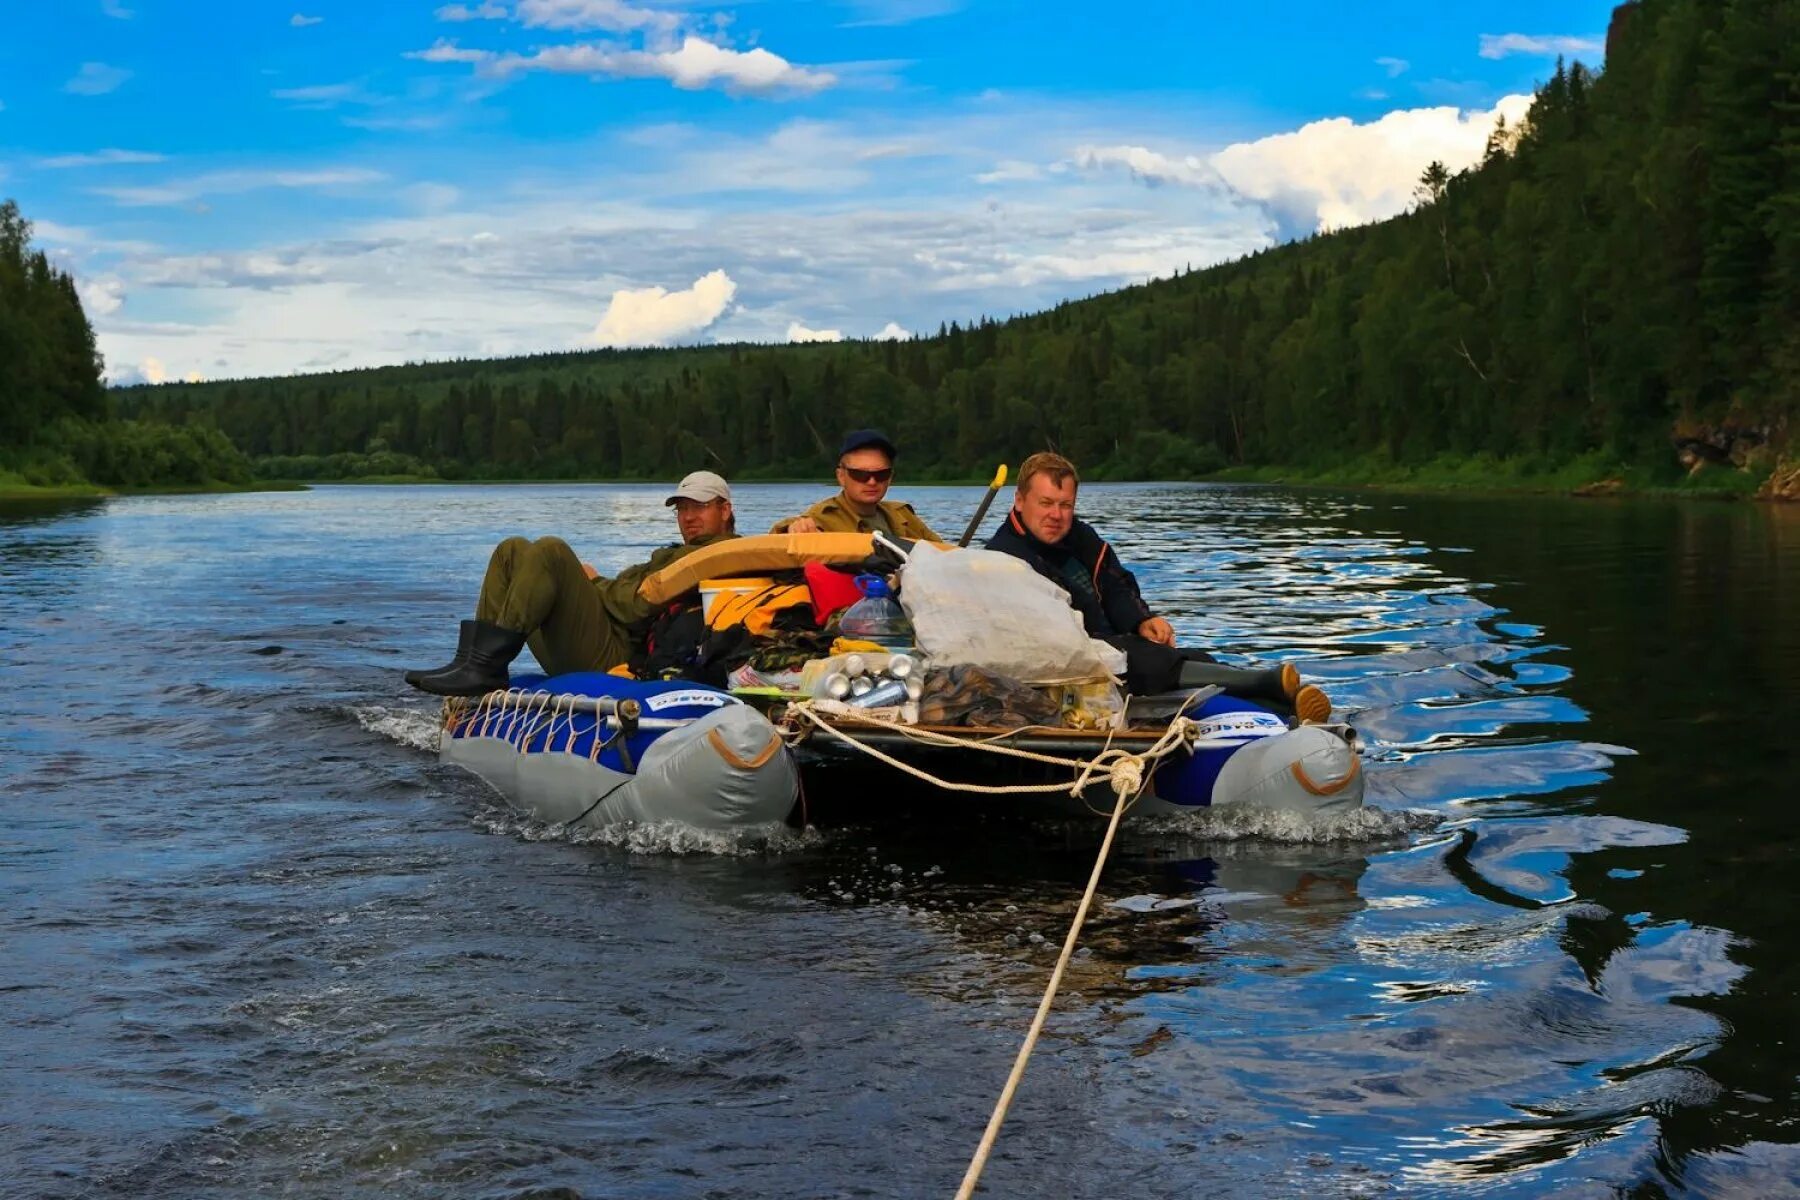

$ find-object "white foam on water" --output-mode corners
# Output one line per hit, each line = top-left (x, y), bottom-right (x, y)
(351, 704), (442, 753)
(471, 806), (822, 857)
(1110, 894), (1205, 913)
(1134, 803), (1441, 844)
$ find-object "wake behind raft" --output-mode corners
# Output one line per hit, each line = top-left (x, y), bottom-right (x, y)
(437, 534), (1363, 832)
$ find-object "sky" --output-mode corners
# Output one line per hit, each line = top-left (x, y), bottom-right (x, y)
(1, 0), (1616, 385)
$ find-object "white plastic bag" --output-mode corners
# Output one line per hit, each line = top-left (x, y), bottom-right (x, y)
(898, 547), (1126, 684)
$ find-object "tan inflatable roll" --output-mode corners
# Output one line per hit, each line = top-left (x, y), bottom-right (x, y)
(637, 532), (877, 604)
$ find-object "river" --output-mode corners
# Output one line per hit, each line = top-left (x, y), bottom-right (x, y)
(2, 482), (1795, 1198)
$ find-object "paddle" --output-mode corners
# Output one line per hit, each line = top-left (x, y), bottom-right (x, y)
(957, 464), (1008, 547)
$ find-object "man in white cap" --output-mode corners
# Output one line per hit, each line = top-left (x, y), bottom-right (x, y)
(405, 471), (737, 695)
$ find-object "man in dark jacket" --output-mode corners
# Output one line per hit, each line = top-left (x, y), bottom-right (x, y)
(986, 452), (1328, 719)
(404, 471), (738, 696)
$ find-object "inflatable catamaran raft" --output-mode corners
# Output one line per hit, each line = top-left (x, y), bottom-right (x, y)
(439, 533), (1363, 831)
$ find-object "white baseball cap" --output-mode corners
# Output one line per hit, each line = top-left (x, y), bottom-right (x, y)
(665, 470), (732, 505)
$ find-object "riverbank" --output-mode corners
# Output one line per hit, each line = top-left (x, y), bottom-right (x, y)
(31, 455), (1788, 503)
(0, 473), (305, 502)
(264, 472), (999, 487)
(1207, 451), (1785, 501)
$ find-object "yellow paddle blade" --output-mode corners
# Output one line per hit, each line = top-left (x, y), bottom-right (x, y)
(990, 464), (1008, 489)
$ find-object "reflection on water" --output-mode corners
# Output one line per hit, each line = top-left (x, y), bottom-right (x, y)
(2, 483), (1795, 1198)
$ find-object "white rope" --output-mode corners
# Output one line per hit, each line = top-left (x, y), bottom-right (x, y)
(953, 748), (1145, 1199)
(776, 688), (1223, 1196)
(781, 700), (1230, 801)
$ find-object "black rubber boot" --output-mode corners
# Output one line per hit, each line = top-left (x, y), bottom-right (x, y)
(1176, 660), (1298, 703)
(1176, 660), (1332, 723)
(404, 619), (477, 690)
(407, 620), (527, 697)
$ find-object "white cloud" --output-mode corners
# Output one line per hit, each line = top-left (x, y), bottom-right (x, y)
(290, 13), (324, 26)
(406, 182), (462, 213)
(591, 269), (736, 347)
(65, 62), (132, 96)
(517, 0), (682, 34)
(108, 356), (203, 386)
(1211, 95), (1533, 233)
(436, 2), (508, 19)
(272, 82), (361, 106)
(837, 0), (961, 27)
(786, 321), (843, 343)
(627, 119), (928, 194)
(344, 113), (453, 132)
(78, 276), (126, 315)
(975, 159), (1044, 185)
(1376, 56), (1409, 77)
(1478, 33), (1604, 60)
(1071, 144), (1219, 190)
(74, 104), (1297, 378)
(101, 0), (133, 18)
(489, 36), (836, 95)
(30, 220), (160, 259)
(872, 321), (909, 340)
(37, 148), (166, 169)
(85, 192), (1268, 378)
(130, 250), (330, 289)
(92, 166), (385, 207)
(1076, 95), (1536, 238)
(407, 39), (498, 64)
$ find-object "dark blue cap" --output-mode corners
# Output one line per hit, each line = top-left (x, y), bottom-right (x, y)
(838, 428), (897, 460)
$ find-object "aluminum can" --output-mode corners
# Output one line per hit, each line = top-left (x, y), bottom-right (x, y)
(848, 678), (908, 708)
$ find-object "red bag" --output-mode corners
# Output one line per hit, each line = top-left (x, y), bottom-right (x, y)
(803, 561), (866, 627)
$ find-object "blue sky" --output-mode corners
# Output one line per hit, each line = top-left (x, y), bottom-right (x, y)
(1, 0), (1615, 383)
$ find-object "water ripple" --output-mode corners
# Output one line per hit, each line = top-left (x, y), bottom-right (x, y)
(1, 483), (1772, 1200)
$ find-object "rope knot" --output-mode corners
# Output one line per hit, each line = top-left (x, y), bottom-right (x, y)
(1108, 754), (1145, 799)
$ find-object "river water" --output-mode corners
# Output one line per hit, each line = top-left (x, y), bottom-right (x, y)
(2, 482), (1795, 1199)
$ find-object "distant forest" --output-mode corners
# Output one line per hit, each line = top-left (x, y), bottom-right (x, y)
(0, 201), (251, 491)
(7, 0), (1794, 492)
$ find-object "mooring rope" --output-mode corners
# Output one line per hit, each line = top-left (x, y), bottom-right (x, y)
(781, 701), (1223, 798)
(776, 688), (1224, 1196)
(952, 747), (1146, 1199)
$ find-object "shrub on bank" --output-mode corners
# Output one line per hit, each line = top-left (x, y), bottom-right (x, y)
(2, 419), (254, 490)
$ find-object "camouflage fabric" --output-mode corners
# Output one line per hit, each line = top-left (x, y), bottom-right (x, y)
(917, 665), (1061, 729)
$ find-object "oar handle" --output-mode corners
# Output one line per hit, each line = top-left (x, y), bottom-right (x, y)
(957, 465), (1008, 548)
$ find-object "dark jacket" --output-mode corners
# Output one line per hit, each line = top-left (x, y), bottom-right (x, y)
(985, 510), (1154, 639)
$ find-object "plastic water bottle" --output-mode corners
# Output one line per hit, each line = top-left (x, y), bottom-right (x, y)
(838, 575), (912, 647)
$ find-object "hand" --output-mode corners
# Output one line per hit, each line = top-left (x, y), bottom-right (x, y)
(1137, 616), (1175, 646)
(787, 517), (821, 534)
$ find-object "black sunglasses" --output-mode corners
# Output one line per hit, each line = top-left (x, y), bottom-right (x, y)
(840, 465), (894, 484)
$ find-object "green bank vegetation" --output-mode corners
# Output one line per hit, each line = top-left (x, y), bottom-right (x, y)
(0, 201), (255, 498)
(6, 0), (1793, 500)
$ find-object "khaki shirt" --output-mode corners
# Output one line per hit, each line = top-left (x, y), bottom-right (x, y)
(593, 531), (738, 628)
(769, 495), (944, 543)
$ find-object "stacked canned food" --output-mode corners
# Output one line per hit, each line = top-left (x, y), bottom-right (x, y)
(820, 652), (923, 711)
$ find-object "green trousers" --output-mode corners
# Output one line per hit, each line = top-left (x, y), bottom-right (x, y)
(475, 536), (630, 676)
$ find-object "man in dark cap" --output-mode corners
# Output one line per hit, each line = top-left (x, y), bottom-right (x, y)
(404, 470), (738, 696)
(770, 428), (943, 542)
